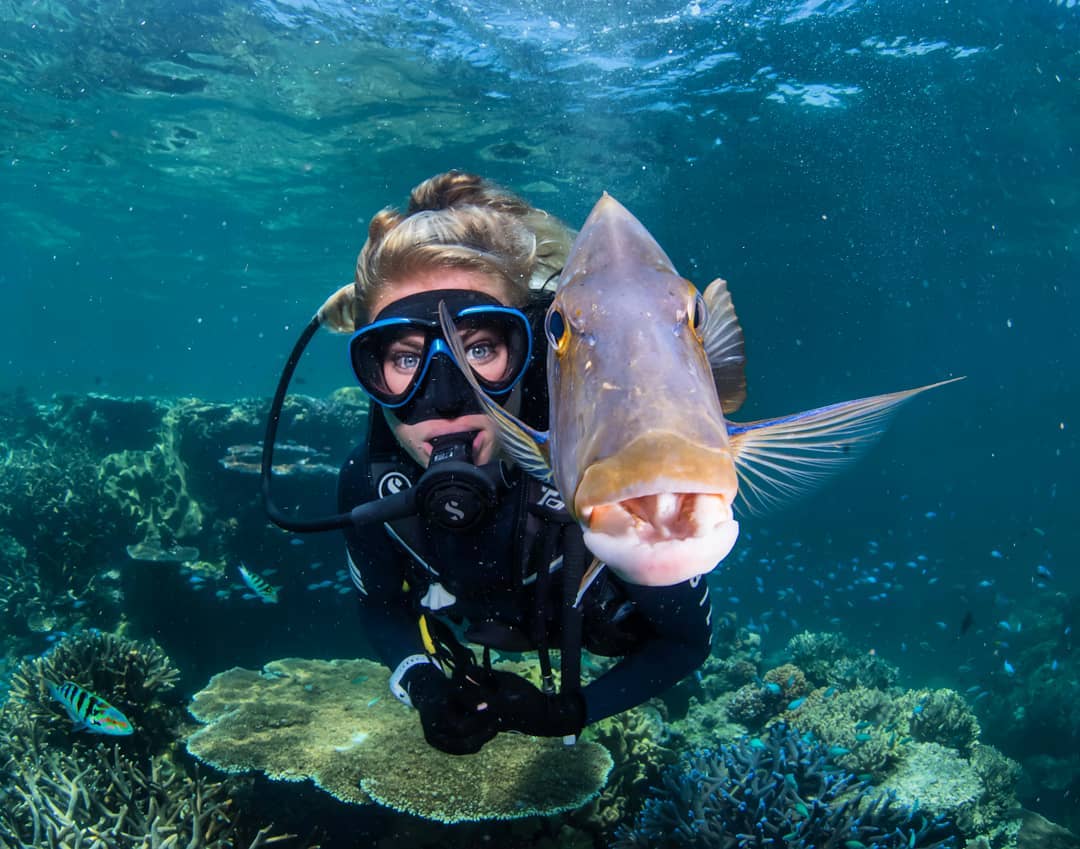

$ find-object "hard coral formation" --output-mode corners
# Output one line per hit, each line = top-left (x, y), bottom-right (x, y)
(0, 732), (286, 849)
(186, 657), (612, 823)
(0, 630), (285, 848)
(614, 723), (957, 849)
(786, 631), (899, 690)
(725, 664), (810, 730)
(6, 629), (182, 753)
(773, 686), (983, 779)
(883, 742), (1022, 848)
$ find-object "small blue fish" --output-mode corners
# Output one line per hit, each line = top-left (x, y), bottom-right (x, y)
(765, 682), (783, 695)
(49, 681), (133, 736)
(238, 564), (280, 604)
(829, 746), (851, 757)
(787, 697), (807, 711)
(1003, 659), (1016, 677)
(1035, 564), (1053, 580)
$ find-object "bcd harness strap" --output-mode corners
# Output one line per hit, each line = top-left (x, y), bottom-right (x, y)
(368, 446), (586, 698)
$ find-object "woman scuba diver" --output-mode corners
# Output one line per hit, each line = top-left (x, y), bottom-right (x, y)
(266, 171), (712, 755)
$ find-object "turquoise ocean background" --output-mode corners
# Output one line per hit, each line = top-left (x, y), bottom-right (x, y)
(1, 0), (1078, 841)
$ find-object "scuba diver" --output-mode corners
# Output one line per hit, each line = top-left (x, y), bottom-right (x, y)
(264, 171), (712, 755)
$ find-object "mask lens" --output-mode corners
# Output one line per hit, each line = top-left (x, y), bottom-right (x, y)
(349, 318), (435, 407)
(454, 307), (531, 395)
(349, 306), (531, 407)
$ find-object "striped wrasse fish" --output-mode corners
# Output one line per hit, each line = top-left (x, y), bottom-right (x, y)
(48, 680), (134, 735)
(239, 563), (280, 603)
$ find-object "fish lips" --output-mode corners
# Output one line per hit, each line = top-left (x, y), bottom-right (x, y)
(575, 444), (740, 587)
(582, 497), (739, 586)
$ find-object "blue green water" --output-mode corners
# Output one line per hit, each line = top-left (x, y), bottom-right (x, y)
(1, 0), (1078, 839)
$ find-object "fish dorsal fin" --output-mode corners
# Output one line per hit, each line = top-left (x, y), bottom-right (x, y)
(437, 301), (554, 483)
(701, 278), (747, 414)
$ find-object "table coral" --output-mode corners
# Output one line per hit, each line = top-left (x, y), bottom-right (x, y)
(185, 657), (612, 823)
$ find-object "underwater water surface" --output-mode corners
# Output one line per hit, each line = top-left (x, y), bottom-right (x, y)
(0, 0), (1077, 846)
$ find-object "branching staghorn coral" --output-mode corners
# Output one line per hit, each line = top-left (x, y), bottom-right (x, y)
(614, 723), (958, 849)
(0, 727), (289, 849)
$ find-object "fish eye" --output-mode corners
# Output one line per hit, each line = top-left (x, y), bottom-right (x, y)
(545, 308), (569, 353)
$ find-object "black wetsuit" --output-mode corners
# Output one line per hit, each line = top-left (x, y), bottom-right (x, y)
(337, 300), (713, 725)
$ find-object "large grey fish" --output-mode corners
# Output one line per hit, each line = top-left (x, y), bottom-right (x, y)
(440, 194), (957, 586)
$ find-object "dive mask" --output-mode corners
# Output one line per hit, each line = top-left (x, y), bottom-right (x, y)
(348, 289), (532, 411)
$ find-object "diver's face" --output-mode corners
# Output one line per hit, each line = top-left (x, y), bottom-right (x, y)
(373, 268), (521, 468)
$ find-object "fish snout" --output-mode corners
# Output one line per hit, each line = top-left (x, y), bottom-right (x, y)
(581, 492), (739, 586)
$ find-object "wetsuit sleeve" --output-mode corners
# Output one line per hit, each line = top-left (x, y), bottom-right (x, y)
(580, 577), (712, 724)
(343, 526), (429, 670)
(338, 453), (428, 671)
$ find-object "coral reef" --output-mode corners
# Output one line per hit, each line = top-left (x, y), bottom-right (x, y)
(974, 591), (1080, 835)
(772, 686), (983, 779)
(882, 742), (1021, 848)
(185, 657), (613, 823)
(5, 629), (183, 755)
(0, 391), (370, 640)
(0, 631), (287, 848)
(0, 733), (287, 849)
(785, 631), (899, 690)
(613, 723), (957, 849)
(724, 663), (811, 730)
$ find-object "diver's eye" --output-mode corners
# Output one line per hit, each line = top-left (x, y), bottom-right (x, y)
(690, 291), (707, 339)
(545, 308), (569, 353)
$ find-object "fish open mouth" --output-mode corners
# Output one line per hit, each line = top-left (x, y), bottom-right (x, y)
(579, 492), (739, 587)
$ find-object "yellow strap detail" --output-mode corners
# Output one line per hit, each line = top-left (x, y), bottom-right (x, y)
(418, 614), (436, 656)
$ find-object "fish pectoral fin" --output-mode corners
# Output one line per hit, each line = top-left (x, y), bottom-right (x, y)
(727, 377), (962, 514)
(700, 278), (747, 415)
(437, 301), (554, 483)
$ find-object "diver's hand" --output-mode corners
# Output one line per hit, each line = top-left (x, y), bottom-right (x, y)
(403, 664), (499, 755)
(486, 671), (586, 738)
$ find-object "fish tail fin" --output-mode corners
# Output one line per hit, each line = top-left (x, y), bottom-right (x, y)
(727, 377), (962, 514)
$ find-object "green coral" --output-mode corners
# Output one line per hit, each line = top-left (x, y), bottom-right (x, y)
(0, 732), (286, 849)
(6, 629), (182, 754)
(785, 631), (899, 690)
(185, 657), (613, 823)
(773, 686), (981, 779)
(0, 631), (284, 848)
(881, 742), (1022, 848)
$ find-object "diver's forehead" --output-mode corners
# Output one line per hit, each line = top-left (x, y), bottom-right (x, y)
(369, 267), (511, 320)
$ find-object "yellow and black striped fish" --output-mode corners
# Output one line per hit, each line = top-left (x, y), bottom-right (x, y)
(48, 680), (133, 735)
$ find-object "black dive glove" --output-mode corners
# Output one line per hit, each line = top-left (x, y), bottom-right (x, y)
(404, 663), (499, 756)
(486, 670), (587, 738)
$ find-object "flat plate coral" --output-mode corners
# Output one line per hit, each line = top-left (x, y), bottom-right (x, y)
(186, 657), (612, 823)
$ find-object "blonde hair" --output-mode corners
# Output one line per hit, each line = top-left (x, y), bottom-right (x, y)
(318, 172), (573, 332)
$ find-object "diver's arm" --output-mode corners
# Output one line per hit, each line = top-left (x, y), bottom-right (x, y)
(344, 531), (430, 671)
(579, 577), (712, 724)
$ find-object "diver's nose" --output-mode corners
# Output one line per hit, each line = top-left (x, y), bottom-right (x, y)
(426, 354), (471, 418)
